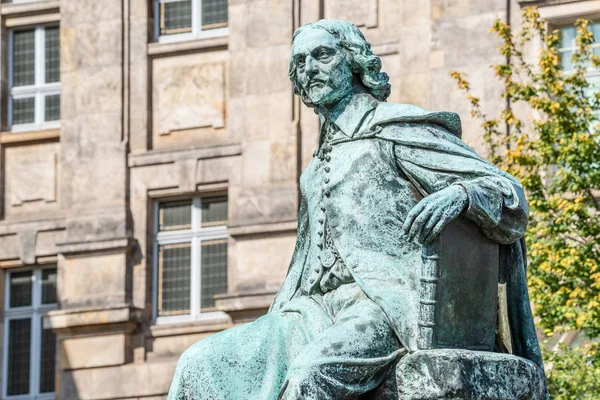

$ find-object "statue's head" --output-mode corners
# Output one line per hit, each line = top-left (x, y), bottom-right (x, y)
(289, 19), (390, 109)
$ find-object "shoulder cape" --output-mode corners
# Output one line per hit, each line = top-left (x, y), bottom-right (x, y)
(363, 102), (543, 370)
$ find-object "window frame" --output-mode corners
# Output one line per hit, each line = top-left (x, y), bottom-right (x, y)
(553, 21), (600, 119)
(8, 25), (61, 133)
(152, 196), (229, 325)
(153, 0), (228, 44)
(2, 266), (58, 400)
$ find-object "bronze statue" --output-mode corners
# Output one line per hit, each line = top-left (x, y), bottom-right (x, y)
(168, 19), (546, 400)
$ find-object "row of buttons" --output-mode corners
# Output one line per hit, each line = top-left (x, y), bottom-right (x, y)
(310, 124), (336, 285)
(317, 125), (335, 237)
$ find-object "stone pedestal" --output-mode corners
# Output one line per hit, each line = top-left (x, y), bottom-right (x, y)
(394, 349), (547, 400)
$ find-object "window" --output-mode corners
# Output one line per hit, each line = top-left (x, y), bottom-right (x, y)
(154, 196), (228, 323)
(154, 0), (228, 43)
(3, 267), (58, 399)
(557, 22), (600, 71)
(557, 22), (600, 117)
(9, 25), (60, 131)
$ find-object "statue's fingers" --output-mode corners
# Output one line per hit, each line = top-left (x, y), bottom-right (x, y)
(402, 203), (423, 236)
(402, 199), (428, 235)
(419, 208), (443, 244)
(408, 205), (433, 242)
(423, 217), (447, 244)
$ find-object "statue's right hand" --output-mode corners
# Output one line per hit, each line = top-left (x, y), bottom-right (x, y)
(402, 185), (468, 244)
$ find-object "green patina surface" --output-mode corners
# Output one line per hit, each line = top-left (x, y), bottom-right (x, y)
(168, 19), (545, 400)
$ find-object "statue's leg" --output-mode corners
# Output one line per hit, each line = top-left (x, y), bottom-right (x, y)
(168, 296), (332, 400)
(279, 286), (403, 400)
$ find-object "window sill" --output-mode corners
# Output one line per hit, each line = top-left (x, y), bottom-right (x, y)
(46, 305), (141, 331)
(0, 127), (59, 144)
(3, 392), (55, 400)
(214, 291), (277, 312)
(8, 120), (60, 133)
(29, 394), (56, 400)
(148, 33), (228, 57)
(156, 27), (228, 44)
(0, 0), (59, 16)
(150, 311), (231, 337)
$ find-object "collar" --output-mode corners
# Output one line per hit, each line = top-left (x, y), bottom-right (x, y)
(319, 92), (379, 139)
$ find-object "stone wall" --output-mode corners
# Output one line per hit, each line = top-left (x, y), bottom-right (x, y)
(0, 0), (579, 398)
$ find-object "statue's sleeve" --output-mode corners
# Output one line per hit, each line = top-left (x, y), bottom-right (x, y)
(453, 176), (528, 244)
(387, 124), (528, 245)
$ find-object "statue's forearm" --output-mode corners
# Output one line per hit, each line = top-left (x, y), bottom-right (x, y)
(456, 177), (528, 244)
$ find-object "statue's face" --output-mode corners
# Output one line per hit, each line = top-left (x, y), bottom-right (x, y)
(291, 28), (354, 107)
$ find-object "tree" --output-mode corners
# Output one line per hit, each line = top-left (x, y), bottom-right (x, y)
(450, 7), (600, 398)
(542, 344), (600, 399)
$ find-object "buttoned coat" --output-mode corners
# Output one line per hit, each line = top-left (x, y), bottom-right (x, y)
(269, 100), (543, 370)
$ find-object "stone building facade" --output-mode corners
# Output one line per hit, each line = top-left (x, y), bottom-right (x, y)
(0, 0), (590, 398)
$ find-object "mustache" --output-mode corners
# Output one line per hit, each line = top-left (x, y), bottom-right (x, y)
(308, 78), (327, 88)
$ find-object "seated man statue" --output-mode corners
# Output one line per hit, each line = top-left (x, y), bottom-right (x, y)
(168, 19), (545, 400)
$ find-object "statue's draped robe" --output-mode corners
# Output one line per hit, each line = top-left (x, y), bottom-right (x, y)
(168, 97), (543, 399)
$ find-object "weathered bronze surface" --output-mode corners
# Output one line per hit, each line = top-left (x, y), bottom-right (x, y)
(434, 217), (500, 351)
(168, 19), (546, 400)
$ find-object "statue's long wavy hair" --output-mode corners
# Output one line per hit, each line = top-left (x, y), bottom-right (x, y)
(289, 19), (391, 107)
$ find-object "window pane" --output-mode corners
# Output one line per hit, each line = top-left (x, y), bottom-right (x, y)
(10, 270), (33, 308)
(7, 318), (31, 396)
(559, 26), (576, 50)
(592, 22), (600, 45)
(158, 243), (191, 316)
(160, 0), (192, 35)
(201, 197), (228, 227)
(39, 319), (57, 393)
(42, 268), (58, 305)
(201, 239), (227, 310)
(45, 94), (61, 122)
(45, 26), (60, 84)
(12, 97), (35, 125)
(202, 0), (228, 30)
(159, 200), (192, 231)
(559, 50), (573, 71)
(12, 29), (35, 87)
